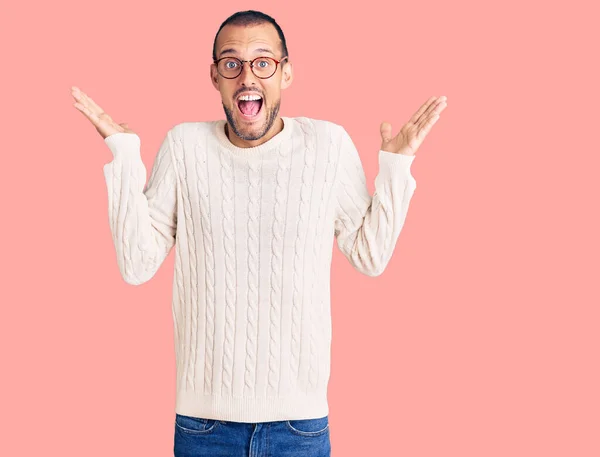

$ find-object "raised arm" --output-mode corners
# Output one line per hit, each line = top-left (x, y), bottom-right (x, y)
(334, 96), (447, 276)
(333, 127), (417, 276)
(103, 129), (178, 285)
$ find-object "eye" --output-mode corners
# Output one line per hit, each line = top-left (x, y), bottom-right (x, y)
(225, 60), (239, 69)
(255, 58), (270, 68)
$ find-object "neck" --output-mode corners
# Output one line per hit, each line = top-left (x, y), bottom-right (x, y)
(225, 117), (284, 148)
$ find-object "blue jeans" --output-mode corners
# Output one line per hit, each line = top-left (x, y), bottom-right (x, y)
(174, 413), (331, 457)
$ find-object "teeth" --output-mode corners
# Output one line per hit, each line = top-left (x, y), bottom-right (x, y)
(238, 95), (262, 101)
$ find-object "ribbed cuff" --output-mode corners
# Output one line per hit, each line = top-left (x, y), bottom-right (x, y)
(378, 149), (415, 170)
(378, 150), (415, 177)
(104, 132), (141, 161)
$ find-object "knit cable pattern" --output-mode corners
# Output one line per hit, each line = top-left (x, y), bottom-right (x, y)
(172, 131), (200, 391)
(220, 138), (237, 394)
(197, 129), (217, 395)
(308, 124), (338, 390)
(290, 119), (316, 387)
(103, 118), (418, 422)
(267, 138), (293, 395)
(244, 152), (262, 395)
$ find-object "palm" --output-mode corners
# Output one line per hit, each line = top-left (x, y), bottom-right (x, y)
(380, 96), (447, 156)
(71, 86), (135, 139)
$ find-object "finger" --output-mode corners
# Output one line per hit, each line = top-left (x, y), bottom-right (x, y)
(82, 92), (105, 114)
(417, 113), (440, 140)
(119, 122), (132, 132)
(429, 96), (447, 116)
(434, 98), (448, 115)
(380, 121), (393, 142)
(71, 87), (104, 118)
(416, 98), (447, 131)
(414, 95), (447, 126)
(73, 101), (102, 127)
(415, 96), (442, 125)
(414, 98), (446, 132)
(72, 90), (100, 117)
(408, 96), (436, 125)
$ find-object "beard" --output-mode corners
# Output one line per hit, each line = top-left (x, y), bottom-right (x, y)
(222, 97), (281, 141)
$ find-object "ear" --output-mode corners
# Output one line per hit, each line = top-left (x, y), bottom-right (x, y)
(280, 61), (293, 90)
(210, 63), (220, 90)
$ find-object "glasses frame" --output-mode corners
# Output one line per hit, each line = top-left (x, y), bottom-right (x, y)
(213, 56), (289, 79)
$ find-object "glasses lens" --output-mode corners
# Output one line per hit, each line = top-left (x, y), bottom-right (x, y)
(217, 57), (277, 78)
(252, 58), (276, 78)
(218, 58), (242, 78)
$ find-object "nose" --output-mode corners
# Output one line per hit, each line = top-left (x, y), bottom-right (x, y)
(238, 60), (258, 85)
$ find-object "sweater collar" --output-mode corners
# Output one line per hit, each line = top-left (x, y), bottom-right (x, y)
(214, 117), (293, 157)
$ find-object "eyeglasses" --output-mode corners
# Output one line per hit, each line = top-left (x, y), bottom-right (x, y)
(214, 56), (288, 79)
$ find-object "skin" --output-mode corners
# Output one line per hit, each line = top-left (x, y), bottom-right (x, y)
(210, 22), (293, 148)
(71, 22), (448, 156)
(70, 86), (133, 139)
(381, 95), (448, 156)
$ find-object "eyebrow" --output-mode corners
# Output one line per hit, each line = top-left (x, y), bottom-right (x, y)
(219, 47), (275, 58)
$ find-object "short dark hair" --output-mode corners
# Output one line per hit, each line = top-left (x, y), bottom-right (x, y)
(212, 10), (289, 65)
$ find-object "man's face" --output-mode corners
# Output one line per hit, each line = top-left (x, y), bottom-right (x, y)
(211, 23), (292, 142)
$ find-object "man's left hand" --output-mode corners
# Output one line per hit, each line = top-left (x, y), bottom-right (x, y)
(380, 95), (448, 156)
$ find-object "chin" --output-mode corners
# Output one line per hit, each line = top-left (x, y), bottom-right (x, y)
(222, 100), (277, 141)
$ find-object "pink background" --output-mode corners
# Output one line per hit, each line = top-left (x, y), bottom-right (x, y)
(2, 0), (598, 456)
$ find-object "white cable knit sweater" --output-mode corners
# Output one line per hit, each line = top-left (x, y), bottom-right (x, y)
(102, 116), (417, 423)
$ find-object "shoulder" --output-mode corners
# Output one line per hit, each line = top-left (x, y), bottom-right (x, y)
(289, 116), (346, 142)
(169, 121), (215, 141)
(161, 122), (216, 166)
(291, 116), (343, 131)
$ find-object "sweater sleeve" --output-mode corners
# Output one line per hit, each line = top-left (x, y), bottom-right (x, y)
(102, 129), (178, 285)
(333, 127), (417, 277)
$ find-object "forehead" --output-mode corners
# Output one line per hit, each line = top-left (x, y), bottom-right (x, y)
(216, 23), (280, 57)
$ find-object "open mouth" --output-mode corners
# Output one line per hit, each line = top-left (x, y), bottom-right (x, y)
(237, 97), (264, 121)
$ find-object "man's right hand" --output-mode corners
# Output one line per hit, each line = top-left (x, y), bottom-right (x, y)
(71, 86), (136, 139)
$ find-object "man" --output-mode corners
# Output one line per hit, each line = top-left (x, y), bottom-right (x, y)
(72, 9), (447, 457)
